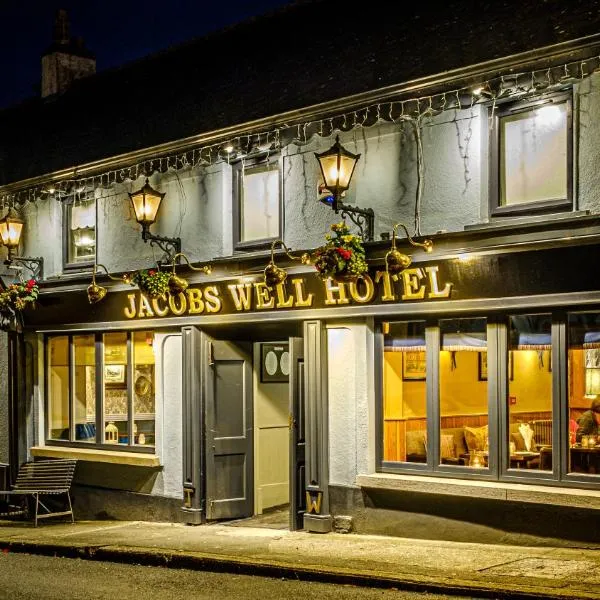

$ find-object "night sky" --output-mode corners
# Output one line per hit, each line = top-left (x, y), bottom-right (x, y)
(0, 0), (296, 110)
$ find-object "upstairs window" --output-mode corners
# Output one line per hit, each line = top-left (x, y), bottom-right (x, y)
(489, 92), (572, 216)
(233, 155), (281, 249)
(64, 192), (96, 269)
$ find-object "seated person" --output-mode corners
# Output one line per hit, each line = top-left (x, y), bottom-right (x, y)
(575, 398), (600, 443)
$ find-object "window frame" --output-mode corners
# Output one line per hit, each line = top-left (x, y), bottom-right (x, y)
(376, 310), (600, 491)
(232, 152), (283, 251)
(62, 193), (97, 272)
(45, 331), (155, 453)
(488, 91), (573, 218)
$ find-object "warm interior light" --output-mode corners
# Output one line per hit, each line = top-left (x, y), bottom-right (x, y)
(472, 87), (484, 96)
(73, 227), (95, 248)
(129, 179), (165, 227)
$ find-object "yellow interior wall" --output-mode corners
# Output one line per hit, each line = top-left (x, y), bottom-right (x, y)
(439, 351), (487, 416)
(508, 350), (552, 413)
(383, 353), (404, 418)
(384, 349), (555, 419)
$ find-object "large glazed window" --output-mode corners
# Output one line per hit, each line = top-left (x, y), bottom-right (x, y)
(508, 315), (553, 472)
(490, 92), (572, 216)
(377, 312), (599, 490)
(439, 318), (488, 469)
(382, 321), (427, 464)
(45, 330), (157, 451)
(48, 336), (69, 441)
(568, 312), (600, 477)
(133, 331), (156, 447)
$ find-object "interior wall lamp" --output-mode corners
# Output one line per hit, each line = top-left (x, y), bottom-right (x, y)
(0, 208), (44, 280)
(385, 222), (433, 274)
(315, 135), (375, 242)
(129, 178), (181, 262)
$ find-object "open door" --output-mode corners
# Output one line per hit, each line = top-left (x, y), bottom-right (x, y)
(289, 336), (306, 530)
(205, 338), (253, 520)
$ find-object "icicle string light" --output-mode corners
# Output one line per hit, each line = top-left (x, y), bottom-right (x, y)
(2, 53), (600, 209)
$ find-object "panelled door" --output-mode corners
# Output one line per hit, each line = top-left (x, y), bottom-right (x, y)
(204, 338), (254, 520)
(289, 337), (306, 530)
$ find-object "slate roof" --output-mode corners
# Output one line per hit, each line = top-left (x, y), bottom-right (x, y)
(1, 0), (600, 186)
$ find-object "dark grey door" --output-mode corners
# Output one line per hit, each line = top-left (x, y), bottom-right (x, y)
(289, 337), (306, 530)
(205, 339), (253, 520)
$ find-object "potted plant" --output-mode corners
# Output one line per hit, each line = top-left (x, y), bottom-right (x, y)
(313, 221), (368, 282)
(0, 278), (39, 330)
(127, 269), (170, 299)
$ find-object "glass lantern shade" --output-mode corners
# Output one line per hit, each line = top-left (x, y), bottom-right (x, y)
(315, 136), (360, 200)
(0, 209), (24, 250)
(129, 179), (165, 226)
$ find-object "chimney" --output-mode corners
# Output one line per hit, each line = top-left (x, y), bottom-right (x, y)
(41, 10), (96, 98)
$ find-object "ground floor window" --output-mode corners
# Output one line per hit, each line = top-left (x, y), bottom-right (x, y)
(380, 310), (600, 487)
(47, 330), (156, 449)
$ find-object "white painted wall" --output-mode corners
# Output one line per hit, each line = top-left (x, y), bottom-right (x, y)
(327, 322), (375, 487)
(153, 332), (183, 498)
(19, 81), (600, 271)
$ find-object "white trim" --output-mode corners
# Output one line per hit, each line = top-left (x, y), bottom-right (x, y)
(30, 446), (160, 467)
(356, 473), (600, 510)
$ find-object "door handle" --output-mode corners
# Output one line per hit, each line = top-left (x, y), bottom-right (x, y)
(208, 341), (214, 366)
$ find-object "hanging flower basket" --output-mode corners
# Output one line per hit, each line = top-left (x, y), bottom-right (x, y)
(0, 279), (39, 330)
(129, 269), (170, 299)
(313, 222), (368, 283)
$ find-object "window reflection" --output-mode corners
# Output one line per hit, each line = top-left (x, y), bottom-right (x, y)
(439, 318), (488, 469)
(73, 335), (96, 442)
(508, 315), (553, 472)
(568, 313), (600, 475)
(382, 321), (426, 464)
(133, 331), (156, 446)
(48, 336), (69, 440)
(104, 332), (128, 445)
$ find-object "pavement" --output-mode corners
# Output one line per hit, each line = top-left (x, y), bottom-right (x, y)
(0, 518), (598, 600)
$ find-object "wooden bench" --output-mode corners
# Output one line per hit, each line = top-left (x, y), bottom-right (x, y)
(0, 459), (77, 526)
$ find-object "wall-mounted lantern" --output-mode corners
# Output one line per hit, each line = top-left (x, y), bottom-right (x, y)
(129, 178), (181, 261)
(0, 208), (44, 279)
(315, 135), (375, 242)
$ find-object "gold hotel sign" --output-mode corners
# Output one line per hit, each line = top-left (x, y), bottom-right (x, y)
(123, 266), (453, 320)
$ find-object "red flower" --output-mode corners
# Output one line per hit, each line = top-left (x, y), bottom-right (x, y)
(336, 247), (352, 260)
(26, 279), (36, 288)
(148, 270), (156, 276)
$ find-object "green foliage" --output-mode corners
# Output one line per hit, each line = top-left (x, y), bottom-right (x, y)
(131, 269), (170, 299)
(0, 278), (39, 314)
(313, 222), (368, 280)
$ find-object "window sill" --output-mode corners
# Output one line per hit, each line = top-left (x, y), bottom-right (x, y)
(356, 473), (600, 511)
(30, 446), (160, 467)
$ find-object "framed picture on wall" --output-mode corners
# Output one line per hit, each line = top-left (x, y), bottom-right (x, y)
(478, 352), (488, 381)
(478, 351), (514, 381)
(402, 351), (426, 380)
(105, 364), (126, 386)
(260, 342), (290, 383)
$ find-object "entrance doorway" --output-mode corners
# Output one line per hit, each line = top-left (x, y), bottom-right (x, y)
(187, 322), (305, 530)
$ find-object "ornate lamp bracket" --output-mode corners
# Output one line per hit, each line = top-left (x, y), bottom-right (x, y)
(337, 202), (375, 242)
(141, 225), (182, 263)
(5, 256), (44, 280)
